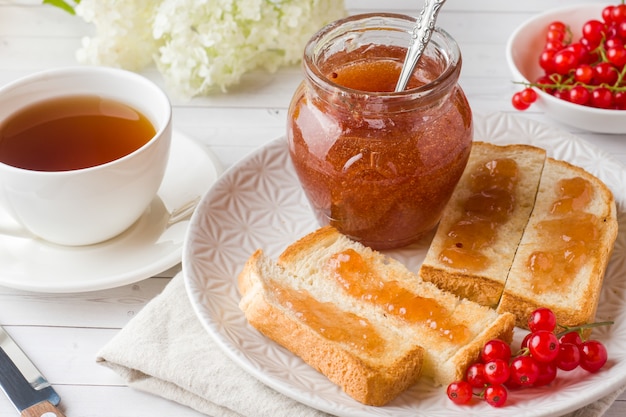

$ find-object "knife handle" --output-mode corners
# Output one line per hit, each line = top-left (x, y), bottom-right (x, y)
(21, 401), (67, 417)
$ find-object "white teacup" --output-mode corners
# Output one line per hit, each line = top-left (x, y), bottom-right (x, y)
(0, 67), (172, 246)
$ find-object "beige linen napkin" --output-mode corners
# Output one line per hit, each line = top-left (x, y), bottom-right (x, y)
(96, 273), (625, 417)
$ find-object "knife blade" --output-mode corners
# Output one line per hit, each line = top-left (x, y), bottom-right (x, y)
(0, 326), (66, 417)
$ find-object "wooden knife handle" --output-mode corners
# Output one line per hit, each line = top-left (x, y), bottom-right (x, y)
(21, 401), (67, 417)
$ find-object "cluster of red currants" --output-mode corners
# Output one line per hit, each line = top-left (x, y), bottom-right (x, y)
(512, 3), (626, 110)
(446, 307), (610, 408)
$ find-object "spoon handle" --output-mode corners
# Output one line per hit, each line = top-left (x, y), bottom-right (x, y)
(395, 0), (447, 92)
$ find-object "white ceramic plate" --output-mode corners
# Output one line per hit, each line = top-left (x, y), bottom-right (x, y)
(184, 113), (626, 417)
(0, 131), (221, 293)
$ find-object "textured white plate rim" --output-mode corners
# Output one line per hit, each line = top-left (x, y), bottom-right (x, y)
(0, 130), (221, 293)
(183, 112), (626, 417)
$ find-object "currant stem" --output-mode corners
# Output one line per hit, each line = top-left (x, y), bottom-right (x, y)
(555, 321), (614, 338)
(513, 346), (530, 358)
(514, 79), (626, 94)
(616, 62), (626, 86)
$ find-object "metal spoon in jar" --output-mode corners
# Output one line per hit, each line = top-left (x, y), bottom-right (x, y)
(395, 0), (447, 92)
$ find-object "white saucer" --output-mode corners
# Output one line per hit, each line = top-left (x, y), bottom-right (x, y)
(0, 131), (221, 293)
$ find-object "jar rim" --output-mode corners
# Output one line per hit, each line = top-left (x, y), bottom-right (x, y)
(302, 12), (462, 99)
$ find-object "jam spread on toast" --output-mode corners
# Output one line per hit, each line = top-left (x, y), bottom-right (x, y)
(270, 281), (385, 354)
(437, 158), (520, 271)
(327, 249), (470, 343)
(528, 177), (600, 293)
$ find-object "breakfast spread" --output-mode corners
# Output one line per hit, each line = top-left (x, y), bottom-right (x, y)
(237, 139), (618, 406)
(9, 4), (626, 417)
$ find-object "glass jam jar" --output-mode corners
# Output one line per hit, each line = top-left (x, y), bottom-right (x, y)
(287, 13), (473, 250)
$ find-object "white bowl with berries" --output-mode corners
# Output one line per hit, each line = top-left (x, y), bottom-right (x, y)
(506, 3), (626, 134)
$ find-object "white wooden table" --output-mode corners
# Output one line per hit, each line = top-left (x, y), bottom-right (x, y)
(0, 1), (624, 416)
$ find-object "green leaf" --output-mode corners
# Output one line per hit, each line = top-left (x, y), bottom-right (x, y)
(42, 0), (81, 15)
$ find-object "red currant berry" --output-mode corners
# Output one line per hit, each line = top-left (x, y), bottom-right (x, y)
(534, 360), (558, 387)
(520, 88), (538, 104)
(447, 380), (473, 405)
(553, 89), (570, 101)
(559, 331), (583, 346)
(544, 40), (563, 52)
(614, 91), (626, 109)
(552, 49), (578, 75)
(607, 24), (620, 40)
(528, 307), (557, 332)
(484, 384), (508, 408)
(569, 85), (591, 105)
(466, 362), (487, 388)
(617, 21), (626, 39)
(591, 87), (614, 109)
(547, 28), (565, 43)
(484, 359), (511, 385)
(528, 330), (560, 363)
(574, 64), (594, 84)
(556, 342), (581, 371)
(607, 46), (626, 68)
(605, 37), (624, 49)
(593, 62), (619, 85)
(539, 49), (557, 73)
(565, 43), (591, 64)
(509, 356), (539, 387)
(612, 4), (626, 24)
(512, 92), (531, 110)
(582, 20), (606, 48)
(547, 21), (567, 34)
(579, 340), (608, 373)
(603, 6), (616, 24)
(481, 339), (512, 363)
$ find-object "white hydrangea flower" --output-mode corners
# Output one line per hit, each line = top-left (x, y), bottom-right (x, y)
(74, 0), (346, 97)
(75, 0), (160, 71)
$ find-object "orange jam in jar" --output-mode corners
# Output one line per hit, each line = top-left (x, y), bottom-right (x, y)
(287, 13), (473, 249)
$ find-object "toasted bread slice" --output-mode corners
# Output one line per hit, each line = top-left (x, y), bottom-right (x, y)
(277, 226), (515, 387)
(496, 158), (618, 328)
(419, 142), (546, 307)
(238, 249), (424, 406)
